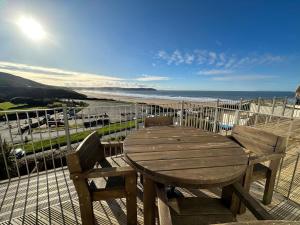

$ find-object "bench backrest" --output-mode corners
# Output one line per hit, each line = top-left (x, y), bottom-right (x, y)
(67, 131), (105, 173)
(231, 125), (286, 155)
(144, 116), (173, 128)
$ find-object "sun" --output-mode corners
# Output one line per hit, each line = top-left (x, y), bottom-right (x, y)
(16, 16), (46, 41)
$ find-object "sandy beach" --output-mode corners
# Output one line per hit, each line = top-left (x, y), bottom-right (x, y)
(78, 90), (185, 105)
(77, 90), (220, 107)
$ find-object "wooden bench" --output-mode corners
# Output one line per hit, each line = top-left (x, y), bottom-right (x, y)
(156, 182), (275, 225)
(66, 131), (137, 225)
(230, 125), (286, 213)
(144, 116), (173, 127)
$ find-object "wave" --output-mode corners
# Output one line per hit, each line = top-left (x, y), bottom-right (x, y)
(79, 89), (238, 103)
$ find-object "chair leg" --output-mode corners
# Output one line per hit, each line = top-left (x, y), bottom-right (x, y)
(263, 159), (280, 205)
(239, 164), (254, 214)
(73, 180), (95, 225)
(78, 195), (94, 225)
(126, 174), (137, 225)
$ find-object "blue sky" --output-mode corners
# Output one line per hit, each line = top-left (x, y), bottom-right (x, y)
(0, 0), (299, 91)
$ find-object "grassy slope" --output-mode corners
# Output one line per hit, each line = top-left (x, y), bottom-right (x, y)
(0, 102), (26, 110)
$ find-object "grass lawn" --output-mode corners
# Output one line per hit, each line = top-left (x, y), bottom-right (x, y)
(0, 102), (27, 110)
(21, 120), (138, 154)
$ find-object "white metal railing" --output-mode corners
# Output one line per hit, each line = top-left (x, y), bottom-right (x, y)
(0, 99), (300, 223)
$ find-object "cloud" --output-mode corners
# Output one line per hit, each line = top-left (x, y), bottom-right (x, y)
(198, 69), (233, 75)
(156, 49), (285, 69)
(0, 61), (122, 81)
(212, 74), (278, 81)
(136, 75), (169, 81)
(0, 61), (150, 88)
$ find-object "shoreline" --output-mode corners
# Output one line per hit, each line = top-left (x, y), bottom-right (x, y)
(78, 90), (219, 106)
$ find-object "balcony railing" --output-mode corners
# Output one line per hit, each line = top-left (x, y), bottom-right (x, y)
(0, 100), (299, 223)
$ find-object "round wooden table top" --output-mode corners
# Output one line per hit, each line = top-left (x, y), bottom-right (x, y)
(124, 126), (249, 188)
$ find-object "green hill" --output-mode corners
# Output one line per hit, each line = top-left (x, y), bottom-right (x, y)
(0, 72), (86, 100)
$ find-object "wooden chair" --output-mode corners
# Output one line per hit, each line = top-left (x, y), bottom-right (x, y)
(144, 116), (173, 127)
(230, 125), (286, 212)
(156, 182), (274, 225)
(66, 131), (137, 225)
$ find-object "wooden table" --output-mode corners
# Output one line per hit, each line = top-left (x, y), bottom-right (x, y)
(124, 126), (249, 225)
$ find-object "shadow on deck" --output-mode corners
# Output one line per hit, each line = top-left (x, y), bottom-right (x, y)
(0, 163), (300, 224)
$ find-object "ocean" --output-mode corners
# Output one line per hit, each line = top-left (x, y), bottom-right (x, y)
(82, 89), (295, 102)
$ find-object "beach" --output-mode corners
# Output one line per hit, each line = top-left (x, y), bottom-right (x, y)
(78, 90), (187, 105)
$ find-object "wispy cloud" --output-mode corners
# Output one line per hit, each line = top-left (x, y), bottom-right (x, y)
(0, 61), (151, 88)
(0, 61), (122, 81)
(212, 74), (278, 81)
(156, 49), (285, 69)
(136, 75), (169, 81)
(198, 69), (233, 75)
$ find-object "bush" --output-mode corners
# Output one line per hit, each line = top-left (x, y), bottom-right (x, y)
(0, 138), (13, 180)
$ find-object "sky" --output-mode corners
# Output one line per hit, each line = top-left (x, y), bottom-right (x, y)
(0, 0), (299, 91)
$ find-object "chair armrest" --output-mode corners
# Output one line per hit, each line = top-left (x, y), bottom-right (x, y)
(70, 166), (135, 179)
(231, 183), (273, 220)
(249, 153), (284, 165)
(156, 183), (173, 225)
(101, 141), (123, 149)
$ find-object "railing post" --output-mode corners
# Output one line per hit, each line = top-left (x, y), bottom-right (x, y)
(239, 98), (243, 110)
(233, 110), (240, 126)
(257, 97), (261, 113)
(271, 97), (276, 114)
(287, 153), (300, 199)
(63, 106), (71, 151)
(254, 97), (261, 125)
(281, 97), (287, 116)
(135, 103), (138, 130)
(290, 98), (296, 118)
(180, 101), (184, 126)
(213, 99), (219, 133)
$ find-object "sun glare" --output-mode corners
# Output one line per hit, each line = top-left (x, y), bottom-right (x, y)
(17, 16), (46, 41)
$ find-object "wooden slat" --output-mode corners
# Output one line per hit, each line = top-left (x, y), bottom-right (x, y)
(70, 166), (135, 179)
(128, 132), (215, 139)
(128, 148), (246, 162)
(158, 165), (247, 186)
(91, 188), (126, 200)
(125, 135), (234, 146)
(128, 129), (208, 138)
(144, 116), (173, 127)
(232, 125), (279, 146)
(125, 141), (240, 153)
(138, 155), (249, 172)
(231, 133), (275, 155)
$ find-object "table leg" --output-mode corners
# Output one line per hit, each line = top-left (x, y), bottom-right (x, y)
(143, 176), (155, 225)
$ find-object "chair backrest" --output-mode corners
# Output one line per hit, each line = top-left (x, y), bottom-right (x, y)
(66, 131), (105, 174)
(144, 116), (173, 128)
(231, 125), (286, 155)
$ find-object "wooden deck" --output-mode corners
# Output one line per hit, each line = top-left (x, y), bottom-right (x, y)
(0, 160), (299, 224)
(253, 117), (300, 204)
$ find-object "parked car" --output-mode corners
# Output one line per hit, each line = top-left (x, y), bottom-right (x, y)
(10, 148), (25, 159)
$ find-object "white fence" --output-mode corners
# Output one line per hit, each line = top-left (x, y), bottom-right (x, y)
(0, 101), (299, 203)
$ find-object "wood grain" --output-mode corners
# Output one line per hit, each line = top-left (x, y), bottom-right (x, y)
(124, 126), (248, 188)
